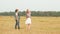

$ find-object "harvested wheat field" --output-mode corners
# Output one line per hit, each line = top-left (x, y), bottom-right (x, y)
(0, 16), (60, 34)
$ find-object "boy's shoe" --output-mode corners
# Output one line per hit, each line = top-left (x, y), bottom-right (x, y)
(15, 27), (17, 29)
(18, 27), (20, 29)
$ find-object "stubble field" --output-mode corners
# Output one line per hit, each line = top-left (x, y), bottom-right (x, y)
(0, 16), (60, 34)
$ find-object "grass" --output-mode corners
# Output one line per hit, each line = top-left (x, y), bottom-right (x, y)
(0, 16), (60, 34)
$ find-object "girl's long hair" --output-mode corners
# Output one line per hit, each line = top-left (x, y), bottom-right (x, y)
(26, 9), (30, 14)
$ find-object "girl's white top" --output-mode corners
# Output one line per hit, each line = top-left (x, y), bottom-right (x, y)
(27, 13), (31, 18)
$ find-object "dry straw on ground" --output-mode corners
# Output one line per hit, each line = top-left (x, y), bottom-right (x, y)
(0, 16), (60, 34)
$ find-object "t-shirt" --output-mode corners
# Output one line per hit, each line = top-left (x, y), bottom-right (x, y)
(15, 13), (20, 20)
(16, 13), (18, 16)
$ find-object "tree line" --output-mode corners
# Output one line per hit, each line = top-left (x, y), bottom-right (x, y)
(0, 11), (60, 17)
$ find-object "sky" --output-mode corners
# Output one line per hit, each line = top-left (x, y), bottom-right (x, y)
(0, 0), (60, 12)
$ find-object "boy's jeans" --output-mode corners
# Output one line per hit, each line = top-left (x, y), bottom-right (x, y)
(15, 20), (20, 29)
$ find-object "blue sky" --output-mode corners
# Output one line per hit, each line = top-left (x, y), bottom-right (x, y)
(0, 0), (60, 12)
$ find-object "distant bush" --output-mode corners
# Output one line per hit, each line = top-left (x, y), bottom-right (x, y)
(0, 11), (60, 17)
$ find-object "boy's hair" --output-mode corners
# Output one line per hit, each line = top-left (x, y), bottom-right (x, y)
(15, 9), (18, 12)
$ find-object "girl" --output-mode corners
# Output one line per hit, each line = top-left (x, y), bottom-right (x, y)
(25, 9), (31, 30)
(15, 9), (20, 29)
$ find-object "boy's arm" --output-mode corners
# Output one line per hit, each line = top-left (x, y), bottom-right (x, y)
(16, 15), (18, 20)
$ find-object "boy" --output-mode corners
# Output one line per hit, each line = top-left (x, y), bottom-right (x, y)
(15, 9), (20, 29)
